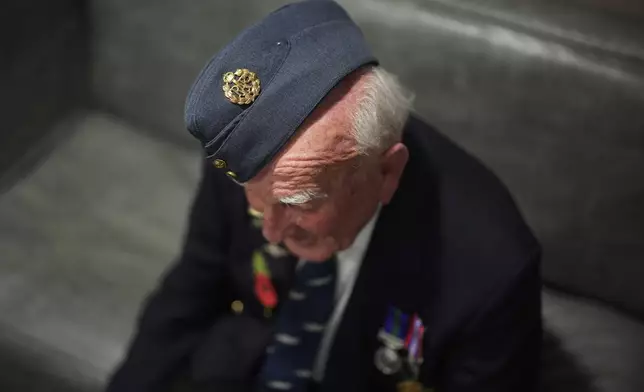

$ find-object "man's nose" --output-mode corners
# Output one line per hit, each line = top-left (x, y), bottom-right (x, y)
(262, 204), (289, 244)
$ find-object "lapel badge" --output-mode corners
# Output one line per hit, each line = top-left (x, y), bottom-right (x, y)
(222, 68), (261, 105)
(252, 250), (277, 317)
(375, 308), (426, 380)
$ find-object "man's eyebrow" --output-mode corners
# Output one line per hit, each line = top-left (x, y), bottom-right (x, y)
(278, 189), (328, 205)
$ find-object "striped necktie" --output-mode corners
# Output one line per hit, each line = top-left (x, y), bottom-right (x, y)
(258, 257), (337, 391)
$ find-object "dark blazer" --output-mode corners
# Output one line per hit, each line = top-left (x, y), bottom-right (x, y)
(107, 115), (542, 392)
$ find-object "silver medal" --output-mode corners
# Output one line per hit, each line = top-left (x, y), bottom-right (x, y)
(374, 345), (402, 375)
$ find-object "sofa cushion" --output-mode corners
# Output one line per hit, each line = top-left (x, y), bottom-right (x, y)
(0, 113), (199, 390)
(344, 0), (644, 318)
(543, 288), (644, 392)
(90, 0), (644, 317)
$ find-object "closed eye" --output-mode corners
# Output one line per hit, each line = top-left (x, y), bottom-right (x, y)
(281, 201), (313, 211)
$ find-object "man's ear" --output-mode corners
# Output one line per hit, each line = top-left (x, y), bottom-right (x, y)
(378, 142), (409, 205)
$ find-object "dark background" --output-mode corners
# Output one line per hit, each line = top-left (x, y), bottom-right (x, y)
(1, 0), (643, 391)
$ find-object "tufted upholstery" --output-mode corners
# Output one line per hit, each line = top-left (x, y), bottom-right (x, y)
(1, 0), (643, 390)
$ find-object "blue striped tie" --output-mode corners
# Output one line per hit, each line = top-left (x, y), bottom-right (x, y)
(258, 257), (337, 391)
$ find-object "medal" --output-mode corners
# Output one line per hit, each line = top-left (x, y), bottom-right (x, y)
(375, 306), (427, 385)
(374, 344), (402, 375)
(405, 314), (425, 374)
(396, 381), (423, 392)
(375, 307), (410, 375)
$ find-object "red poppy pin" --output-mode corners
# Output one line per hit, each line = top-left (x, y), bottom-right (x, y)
(252, 250), (278, 312)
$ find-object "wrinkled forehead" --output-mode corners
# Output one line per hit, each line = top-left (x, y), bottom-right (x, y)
(249, 106), (358, 186)
(248, 142), (354, 198)
(246, 73), (364, 195)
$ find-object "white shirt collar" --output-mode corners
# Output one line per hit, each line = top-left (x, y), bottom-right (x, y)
(310, 204), (382, 381)
(334, 204), (381, 300)
(336, 204), (381, 266)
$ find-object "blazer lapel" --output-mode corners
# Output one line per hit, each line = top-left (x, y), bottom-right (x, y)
(320, 204), (426, 391)
(320, 149), (436, 392)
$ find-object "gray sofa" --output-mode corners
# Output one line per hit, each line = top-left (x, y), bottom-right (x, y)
(1, 0), (643, 391)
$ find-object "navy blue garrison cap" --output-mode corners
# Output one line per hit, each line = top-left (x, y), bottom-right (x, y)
(184, 0), (378, 183)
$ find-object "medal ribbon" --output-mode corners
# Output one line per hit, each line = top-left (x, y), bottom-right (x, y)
(405, 315), (424, 363)
(384, 307), (411, 342)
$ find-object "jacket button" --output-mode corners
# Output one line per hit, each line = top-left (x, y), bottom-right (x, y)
(213, 159), (226, 169)
(231, 300), (244, 314)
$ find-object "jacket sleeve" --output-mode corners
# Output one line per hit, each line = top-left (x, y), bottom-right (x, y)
(442, 252), (542, 392)
(106, 162), (232, 392)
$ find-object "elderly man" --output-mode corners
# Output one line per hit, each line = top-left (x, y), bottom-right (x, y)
(107, 1), (541, 392)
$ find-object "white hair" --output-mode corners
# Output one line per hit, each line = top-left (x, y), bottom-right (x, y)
(351, 67), (415, 155)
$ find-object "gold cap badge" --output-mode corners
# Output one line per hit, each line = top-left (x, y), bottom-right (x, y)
(222, 68), (261, 105)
